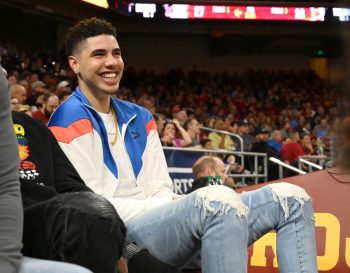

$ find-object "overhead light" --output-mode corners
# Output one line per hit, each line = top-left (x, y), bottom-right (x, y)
(82, 0), (109, 9)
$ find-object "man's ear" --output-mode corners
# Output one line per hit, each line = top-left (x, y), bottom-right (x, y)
(68, 55), (79, 74)
(204, 167), (214, 177)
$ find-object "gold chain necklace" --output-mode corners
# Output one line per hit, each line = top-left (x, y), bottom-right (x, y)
(110, 107), (118, 145)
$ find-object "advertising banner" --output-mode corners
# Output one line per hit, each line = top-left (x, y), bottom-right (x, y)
(242, 170), (350, 273)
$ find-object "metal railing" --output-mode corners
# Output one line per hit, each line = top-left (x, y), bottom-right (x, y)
(269, 157), (306, 179)
(200, 126), (244, 153)
(298, 155), (325, 173)
(199, 126), (245, 170)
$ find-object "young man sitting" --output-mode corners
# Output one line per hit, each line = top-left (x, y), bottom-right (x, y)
(49, 17), (318, 273)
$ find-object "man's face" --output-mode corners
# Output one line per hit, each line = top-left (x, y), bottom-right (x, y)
(203, 140), (213, 150)
(14, 86), (27, 103)
(11, 98), (21, 111)
(257, 132), (269, 142)
(163, 123), (176, 137)
(189, 119), (201, 134)
(214, 120), (224, 130)
(238, 125), (249, 135)
(273, 130), (282, 143)
(175, 111), (187, 123)
(69, 35), (124, 98)
(301, 135), (311, 146)
(320, 118), (328, 127)
(44, 96), (59, 116)
(18, 90), (27, 104)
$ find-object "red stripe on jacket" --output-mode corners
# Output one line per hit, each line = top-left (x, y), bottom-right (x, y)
(49, 119), (93, 144)
(146, 119), (156, 135)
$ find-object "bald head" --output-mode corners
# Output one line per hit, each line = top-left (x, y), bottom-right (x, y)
(10, 84), (27, 104)
(192, 156), (225, 179)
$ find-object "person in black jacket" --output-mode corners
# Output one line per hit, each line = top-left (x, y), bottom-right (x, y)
(13, 111), (125, 273)
(13, 110), (181, 273)
(249, 127), (280, 181)
(1, 65), (93, 273)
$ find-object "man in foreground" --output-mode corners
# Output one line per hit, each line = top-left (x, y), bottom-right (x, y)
(1, 65), (92, 273)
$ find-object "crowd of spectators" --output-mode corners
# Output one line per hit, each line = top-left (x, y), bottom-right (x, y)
(2, 43), (345, 181)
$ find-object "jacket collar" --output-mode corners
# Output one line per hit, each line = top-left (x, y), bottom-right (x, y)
(73, 87), (135, 125)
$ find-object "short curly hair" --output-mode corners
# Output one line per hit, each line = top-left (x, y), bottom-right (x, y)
(65, 17), (117, 56)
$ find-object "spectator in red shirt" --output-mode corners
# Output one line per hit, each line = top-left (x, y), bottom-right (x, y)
(280, 130), (305, 164)
(31, 92), (59, 125)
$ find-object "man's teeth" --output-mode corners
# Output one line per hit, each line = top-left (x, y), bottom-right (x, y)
(101, 73), (117, 78)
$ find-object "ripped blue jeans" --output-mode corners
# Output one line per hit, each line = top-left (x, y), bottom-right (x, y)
(241, 183), (318, 273)
(125, 183), (317, 273)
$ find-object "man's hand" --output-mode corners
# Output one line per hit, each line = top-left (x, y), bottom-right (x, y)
(118, 257), (128, 273)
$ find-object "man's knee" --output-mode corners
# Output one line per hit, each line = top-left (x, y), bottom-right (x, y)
(268, 182), (313, 220)
(194, 185), (248, 218)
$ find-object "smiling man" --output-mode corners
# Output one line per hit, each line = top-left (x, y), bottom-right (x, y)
(48, 17), (318, 273)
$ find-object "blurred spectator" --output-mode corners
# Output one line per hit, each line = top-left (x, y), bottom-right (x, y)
(141, 99), (156, 114)
(173, 110), (188, 126)
(58, 91), (71, 104)
(31, 80), (48, 95)
(35, 94), (45, 110)
(299, 132), (315, 155)
(18, 79), (30, 93)
(153, 113), (166, 136)
(204, 116), (216, 129)
(183, 118), (202, 148)
(19, 104), (32, 116)
(189, 156), (235, 191)
(11, 97), (21, 112)
(267, 129), (283, 153)
(250, 128), (280, 181)
(301, 121), (312, 135)
(313, 118), (330, 138)
(0, 42), (340, 152)
(160, 119), (191, 147)
(185, 108), (196, 120)
(223, 114), (239, 134)
(31, 93), (59, 125)
(7, 72), (18, 86)
(55, 80), (71, 97)
(314, 105), (328, 125)
(280, 130), (305, 165)
(208, 118), (235, 150)
(10, 84), (27, 104)
(201, 138), (213, 150)
(280, 118), (291, 140)
(225, 154), (244, 175)
(27, 80), (50, 108)
(236, 120), (254, 151)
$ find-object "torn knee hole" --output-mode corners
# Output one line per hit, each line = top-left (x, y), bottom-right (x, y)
(195, 185), (248, 217)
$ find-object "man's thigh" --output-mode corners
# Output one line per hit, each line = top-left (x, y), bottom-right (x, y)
(125, 193), (202, 267)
